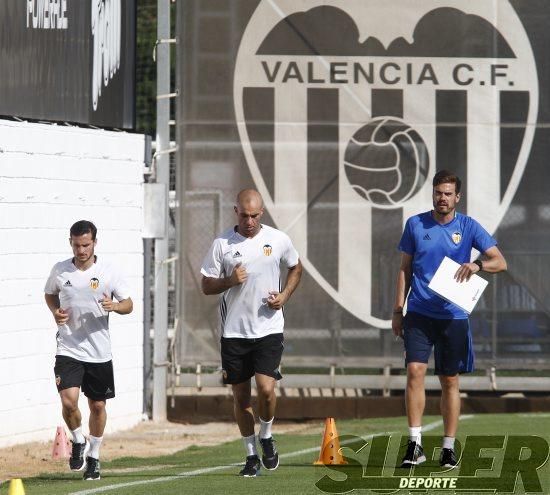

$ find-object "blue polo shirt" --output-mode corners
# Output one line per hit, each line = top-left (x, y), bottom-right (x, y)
(398, 211), (496, 319)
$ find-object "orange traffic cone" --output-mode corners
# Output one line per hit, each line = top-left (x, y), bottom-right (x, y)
(8, 478), (26, 495)
(314, 417), (347, 465)
(51, 426), (71, 459)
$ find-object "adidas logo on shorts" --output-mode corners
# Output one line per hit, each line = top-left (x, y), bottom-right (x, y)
(64, 280), (72, 286)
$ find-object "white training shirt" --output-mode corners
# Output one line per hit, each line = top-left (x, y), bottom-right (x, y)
(44, 256), (131, 363)
(201, 224), (299, 339)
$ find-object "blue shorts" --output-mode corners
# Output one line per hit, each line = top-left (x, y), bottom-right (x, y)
(403, 311), (474, 375)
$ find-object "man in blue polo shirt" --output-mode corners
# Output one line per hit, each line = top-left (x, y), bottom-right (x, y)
(392, 170), (507, 468)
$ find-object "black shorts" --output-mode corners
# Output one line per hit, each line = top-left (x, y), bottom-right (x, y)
(220, 333), (284, 385)
(54, 355), (115, 401)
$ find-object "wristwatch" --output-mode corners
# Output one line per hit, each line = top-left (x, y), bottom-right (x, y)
(473, 259), (483, 272)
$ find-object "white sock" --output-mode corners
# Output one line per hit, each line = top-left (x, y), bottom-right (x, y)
(409, 426), (422, 446)
(442, 436), (455, 450)
(71, 427), (85, 444)
(88, 435), (103, 459)
(242, 434), (257, 457)
(259, 417), (274, 440)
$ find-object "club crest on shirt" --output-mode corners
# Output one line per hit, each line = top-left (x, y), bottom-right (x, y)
(452, 232), (462, 244)
(90, 277), (100, 290)
(263, 244), (272, 256)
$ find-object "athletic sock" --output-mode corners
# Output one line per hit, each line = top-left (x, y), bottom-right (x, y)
(88, 435), (103, 459)
(259, 417), (274, 440)
(442, 436), (455, 450)
(71, 426), (85, 444)
(242, 434), (258, 457)
(409, 426), (422, 446)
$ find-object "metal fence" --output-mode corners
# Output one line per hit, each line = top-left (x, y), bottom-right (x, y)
(171, 0), (550, 379)
(173, 185), (550, 372)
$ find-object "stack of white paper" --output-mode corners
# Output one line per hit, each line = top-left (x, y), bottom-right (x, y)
(428, 256), (488, 313)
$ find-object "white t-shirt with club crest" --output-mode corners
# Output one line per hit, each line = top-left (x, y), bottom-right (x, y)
(44, 257), (131, 363)
(201, 224), (299, 339)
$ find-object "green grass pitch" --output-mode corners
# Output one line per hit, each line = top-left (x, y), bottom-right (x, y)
(13, 413), (550, 495)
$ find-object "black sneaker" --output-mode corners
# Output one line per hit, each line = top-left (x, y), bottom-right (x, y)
(439, 448), (458, 468)
(259, 436), (279, 470)
(400, 440), (426, 467)
(83, 456), (101, 480)
(239, 455), (261, 477)
(69, 440), (89, 471)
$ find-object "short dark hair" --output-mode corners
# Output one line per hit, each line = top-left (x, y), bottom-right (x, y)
(70, 220), (97, 240)
(432, 170), (462, 193)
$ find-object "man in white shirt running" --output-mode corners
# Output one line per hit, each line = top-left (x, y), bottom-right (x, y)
(44, 220), (133, 481)
(201, 189), (302, 477)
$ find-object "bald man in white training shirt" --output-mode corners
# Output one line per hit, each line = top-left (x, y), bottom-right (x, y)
(201, 189), (302, 477)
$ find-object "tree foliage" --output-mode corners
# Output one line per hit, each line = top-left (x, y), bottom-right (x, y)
(136, 0), (157, 136)
(136, 0), (177, 137)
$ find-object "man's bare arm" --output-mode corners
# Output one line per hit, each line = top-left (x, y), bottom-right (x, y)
(392, 253), (413, 338)
(45, 293), (69, 325)
(201, 263), (248, 295)
(100, 294), (133, 314)
(267, 260), (303, 310)
(454, 245), (507, 282)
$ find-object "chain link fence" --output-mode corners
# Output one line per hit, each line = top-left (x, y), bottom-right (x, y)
(169, 0), (550, 377)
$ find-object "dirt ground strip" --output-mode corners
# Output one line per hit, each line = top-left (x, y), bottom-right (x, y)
(0, 420), (313, 482)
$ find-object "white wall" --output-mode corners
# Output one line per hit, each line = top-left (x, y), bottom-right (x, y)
(0, 119), (145, 448)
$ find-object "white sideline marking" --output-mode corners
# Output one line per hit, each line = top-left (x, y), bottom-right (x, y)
(70, 416), (473, 495)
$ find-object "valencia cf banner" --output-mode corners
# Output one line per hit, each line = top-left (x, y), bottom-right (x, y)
(177, 0), (550, 365)
(0, 0), (135, 129)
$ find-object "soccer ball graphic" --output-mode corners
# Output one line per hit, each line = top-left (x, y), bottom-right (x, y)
(344, 117), (430, 207)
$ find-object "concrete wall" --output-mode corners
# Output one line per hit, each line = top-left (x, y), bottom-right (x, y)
(0, 119), (145, 447)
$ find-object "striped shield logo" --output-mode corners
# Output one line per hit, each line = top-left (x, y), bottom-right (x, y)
(234, 0), (538, 328)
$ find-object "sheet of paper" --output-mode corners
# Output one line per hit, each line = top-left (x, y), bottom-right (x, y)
(428, 256), (488, 314)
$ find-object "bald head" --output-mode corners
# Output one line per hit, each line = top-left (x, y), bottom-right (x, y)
(234, 189), (264, 238)
(236, 189), (263, 209)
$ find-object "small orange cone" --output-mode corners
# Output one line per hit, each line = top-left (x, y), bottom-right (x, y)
(314, 417), (347, 465)
(51, 426), (71, 459)
(8, 478), (26, 495)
